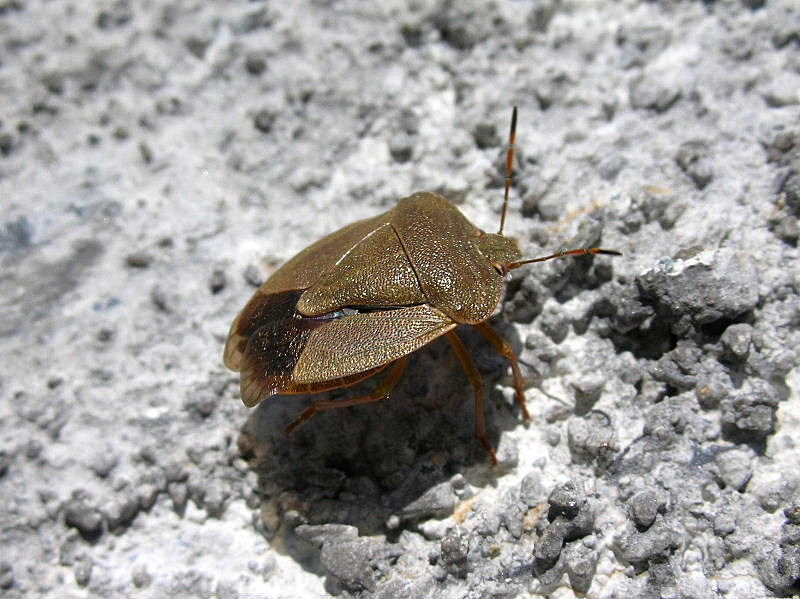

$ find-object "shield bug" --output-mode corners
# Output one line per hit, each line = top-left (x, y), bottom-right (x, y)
(224, 107), (619, 465)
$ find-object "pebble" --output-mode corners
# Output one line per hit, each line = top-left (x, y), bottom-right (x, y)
(168, 482), (188, 515)
(132, 565), (151, 588)
(295, 523), (358, 548)
(74, 559), (93, 587)
(720, 381), (779, 442)
(0, 562), (13, 590)
(628, 489), (664, 530)
(402, 481), (457, 521)
(629, 74), (681, 112)
(64, 498), (104, 540)
(715, 447), (754, 491)
(675, 140), (714, 189)
(103, 497), (140, 532)
(719, 323), (753, 362)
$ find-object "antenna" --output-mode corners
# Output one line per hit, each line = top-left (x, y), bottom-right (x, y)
(497, 106), (622, 268)
(498, 106), (517, 236)
(506, 247), (622, 271)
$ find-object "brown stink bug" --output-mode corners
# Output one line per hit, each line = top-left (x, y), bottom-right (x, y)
(223, 107), (619, 464)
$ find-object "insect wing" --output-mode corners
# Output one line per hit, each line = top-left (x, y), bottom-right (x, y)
(293, 304), (457, 383)
(297, 223), (426, 316)
(260, 212), (389, 296)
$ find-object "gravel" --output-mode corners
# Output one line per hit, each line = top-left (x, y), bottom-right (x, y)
(2, 1), (799, 598)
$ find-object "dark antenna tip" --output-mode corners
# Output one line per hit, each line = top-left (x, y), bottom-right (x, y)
(498, 106), (518, 236)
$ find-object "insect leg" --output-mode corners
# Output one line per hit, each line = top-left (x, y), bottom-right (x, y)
(474, 322), (531, 421)
(446, 331), (498, 466)
(284, 357), (408, 435)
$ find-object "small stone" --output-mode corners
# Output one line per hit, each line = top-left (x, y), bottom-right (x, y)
(637, 249), (759, 331)
(721, 381), (779, 443)
(388, 133), (413, 163)
(713, 511), (736, 536)
(74, 558), (92, 587)
(719, 323), (753, 362)
(675, 140), (713, 189)
(402, 481), (457, 521)
(258, 500), (280, 539)
(138, 142), (153, 164)
(473, 122), (498, 149)
(261, 553), (277, 580)
(216, 579), (239, 599)
(598, 153), (626, 181)
(715, 447), (754, 491)
(567, 414), (616, 466)
(502, 491), (527, 539)
(472, 499), (501, 536)
(0, 133), (15, 156)
(209, 268), (226, 294)
(125, 251), (152, 268)
(570, 372), (605, 415)
(772, 25), (800, 49)
(695, 371), (731, 410)
(245, 52), (267, 75)
(168, 482), (188, 515)
(440, 528), (470, 577)
(244, 263), (265, 287)
(752, 476), (799, 513)
(96, 2), (132, 29)
(203, 481), (229, 518)
(418, 518), (450, 540)
(0, 216), (33, 250)
(563, 543), (598, 593)
(103, 497), (139, 532)
(24, 439), (42, 459)
(785, 505), (800, 525)
(164, 462), (188, 482)
(545, 428), (561, 446)
(616, 520), (681, 567)
(253, 109), (276, 134)
(295, 524), (358, 548)
(496, 434), (519, 467)
(762, 76), (800, 108)
(548, 482), (582, 520)
(628, 489), (664, 530)
(185, 36), (210, 58)
(90, 451), (118, 478)
(0, 562), (13, 590)
(320, 538), (384, 593)
(137, 483), (159, 511)
(64, 498), (104, 540)
(535, 518), (567, 565)
(132, 565), (151, 588)
(630, 74), (681, 112)
(538, 305), (568, 343)
(185, 391), (216, 417)
(615, 24), (671, 69)
(150, 285), (176, 313)
(756, 544), (800, 595)
(520, 471), (544, 507)
(385, 514), (400, 530)
(781, 523), (800, 546)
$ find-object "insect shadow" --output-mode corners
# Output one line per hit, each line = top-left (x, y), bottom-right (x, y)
(236, 317), (525, 564)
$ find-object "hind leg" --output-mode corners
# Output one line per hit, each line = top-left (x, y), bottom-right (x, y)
(284, 357), (408, 434)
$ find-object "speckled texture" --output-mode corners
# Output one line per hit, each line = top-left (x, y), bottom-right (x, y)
(1, 1), (799, 597)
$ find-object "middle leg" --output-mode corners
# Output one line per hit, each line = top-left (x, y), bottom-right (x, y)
(447, 331), (498, 466)
(474, 322), (530, 420)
